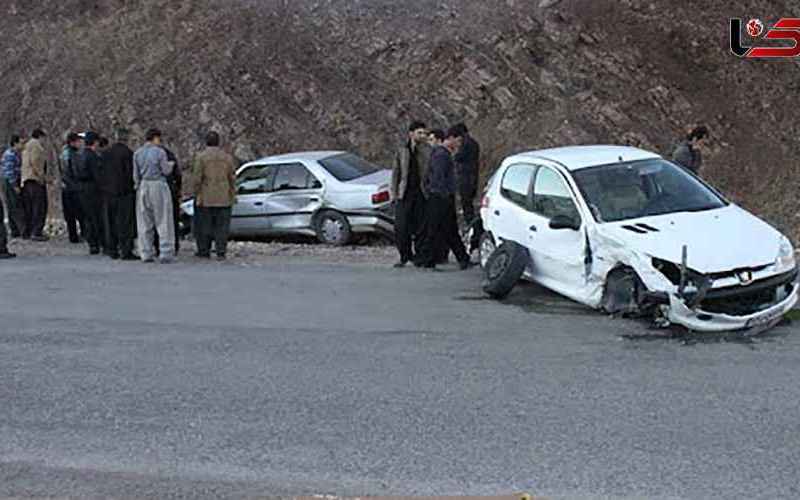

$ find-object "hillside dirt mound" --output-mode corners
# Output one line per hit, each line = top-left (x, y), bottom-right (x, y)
(1, 0), (798, 237)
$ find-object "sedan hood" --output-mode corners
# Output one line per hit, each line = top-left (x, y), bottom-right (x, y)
(345, 169), (392, 187)
(597, 205), (783, 273)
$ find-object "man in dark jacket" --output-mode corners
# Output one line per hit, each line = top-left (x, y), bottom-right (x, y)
(60, 133), (84, 243)
(390, 121), (430, 268)
(452, 122), (480, 226)
(671, 125), (708, 175)
(416, 127), (471, 270)
(99, 129), (136, 260)
(75, 132), (104, 255)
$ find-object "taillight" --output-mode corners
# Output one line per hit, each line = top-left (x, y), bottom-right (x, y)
(372, 191), (390, 204)
(481, 195), (490, 208)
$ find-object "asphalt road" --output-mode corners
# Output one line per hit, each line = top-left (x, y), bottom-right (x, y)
(1, 255), (799, 499)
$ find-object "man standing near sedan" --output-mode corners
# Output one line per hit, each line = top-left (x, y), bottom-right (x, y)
(390, 121), (430, 268)
(191, 131), (237, 260)
(416, 127), (471, 270)
(21, 129), (49, 241)
(134, 128), (175, 263)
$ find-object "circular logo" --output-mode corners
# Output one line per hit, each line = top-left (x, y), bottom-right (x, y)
(746, 18), (764, 37)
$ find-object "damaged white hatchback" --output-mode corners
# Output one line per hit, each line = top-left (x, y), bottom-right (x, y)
(478, 145), (798, 333)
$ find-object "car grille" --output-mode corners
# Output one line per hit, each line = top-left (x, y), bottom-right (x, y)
(698, 269), (797, 316)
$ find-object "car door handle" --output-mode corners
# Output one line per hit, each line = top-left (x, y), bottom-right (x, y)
(494, 210), (500, 216)
(530, 225), (537, 232)
(254, 202), (264, 206)
(309, 197), (320, 202)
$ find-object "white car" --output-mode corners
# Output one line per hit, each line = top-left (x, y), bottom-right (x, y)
(479, 145), (798, 333)
(181, 151), (394, 245)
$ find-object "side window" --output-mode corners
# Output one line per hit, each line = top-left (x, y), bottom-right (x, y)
(236, 166), (275, 195)
(274, 164), (320, 191)
(500, 164), (536, 209)
(532, 167), (581, 221)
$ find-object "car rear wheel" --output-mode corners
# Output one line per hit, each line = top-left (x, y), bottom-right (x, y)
(482, 241), (528, 299)
(315, 210), (352, 246)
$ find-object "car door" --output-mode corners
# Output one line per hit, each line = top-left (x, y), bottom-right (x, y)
(265, 163), (324, 233)
(490, 163), (538, 271)
(231, 164), (276, 235)
(527, 165), (587, 296)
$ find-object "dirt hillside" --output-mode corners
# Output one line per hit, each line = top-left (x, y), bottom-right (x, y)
(1, 0), (798, 237)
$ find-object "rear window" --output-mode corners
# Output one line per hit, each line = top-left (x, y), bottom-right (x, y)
(319, 153), (382, 182)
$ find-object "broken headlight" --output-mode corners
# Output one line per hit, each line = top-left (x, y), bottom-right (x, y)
(652, 258), (682, 285)
(776, 237), (796, 273)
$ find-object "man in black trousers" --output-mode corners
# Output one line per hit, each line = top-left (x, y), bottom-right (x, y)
(60, 133), (84, 243)
(452, 122), (481, 227)
(416, 127), (471, 270)
(390, 121), (430, 268)
(74, 132), (104, 255)
(99, 129), (136, 260)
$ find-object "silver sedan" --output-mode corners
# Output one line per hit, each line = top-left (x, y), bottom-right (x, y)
(180, 151), (394, 245)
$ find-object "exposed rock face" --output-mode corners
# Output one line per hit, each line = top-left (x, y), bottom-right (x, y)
(1, 0), (798, 236)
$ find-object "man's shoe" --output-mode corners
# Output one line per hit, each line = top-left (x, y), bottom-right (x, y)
(69, 238), (80, 244)
(89, 247), (100, 255)
(393, 261), (408, 269)
(109, 253), (120, 260)
(195, 252), (211, 259)
(459, 260), (474, 271)
(216, 255), (226, 261)
(0, 252), (16, 259)
(31, 235), (49, 242)
(121, 254), (138, 261)
(142, 258), (155, 263)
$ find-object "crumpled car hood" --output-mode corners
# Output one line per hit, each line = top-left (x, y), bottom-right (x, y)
(596, 205), (782, 273)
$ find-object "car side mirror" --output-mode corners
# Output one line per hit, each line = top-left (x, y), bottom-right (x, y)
(549, 215), (581, 231)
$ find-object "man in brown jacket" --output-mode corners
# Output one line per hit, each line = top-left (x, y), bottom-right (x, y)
(390, 121), (431, 268)
(192, 131), (237, 260)
(21, 129), (49, 241)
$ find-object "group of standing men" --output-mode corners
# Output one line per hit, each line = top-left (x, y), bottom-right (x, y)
(391, 121), (480, 270)
(1, 127), (238, 263)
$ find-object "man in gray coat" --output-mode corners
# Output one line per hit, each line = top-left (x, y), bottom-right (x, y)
(390, 121), (430, 268)
(133, 128), (175, 263)
(671, 125), (708, 175)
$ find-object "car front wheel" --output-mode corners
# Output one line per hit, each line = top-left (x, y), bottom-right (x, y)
(482, 241), (528, 299)
(315, 210), (352, 246)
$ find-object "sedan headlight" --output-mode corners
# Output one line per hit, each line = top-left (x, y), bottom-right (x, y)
(776, 238), (796, 273)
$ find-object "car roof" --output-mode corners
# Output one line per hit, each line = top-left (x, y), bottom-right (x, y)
(250, 151), (345, 164)
(507, 145), (662, 171)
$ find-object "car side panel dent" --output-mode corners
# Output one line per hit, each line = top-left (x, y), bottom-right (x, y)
(584, 228), (676, 308)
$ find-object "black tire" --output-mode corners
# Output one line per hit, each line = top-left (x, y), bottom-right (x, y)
(482, 241), (528, 299)
(315, 210), (352, 246)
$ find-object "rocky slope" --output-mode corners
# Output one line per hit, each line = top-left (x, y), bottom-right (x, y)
(1, 0), (798, 237)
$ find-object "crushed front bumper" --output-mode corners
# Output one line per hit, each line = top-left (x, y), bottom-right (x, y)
(666, 282), (799, 333)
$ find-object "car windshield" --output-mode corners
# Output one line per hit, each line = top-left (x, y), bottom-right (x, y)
(319, 153), (382, 182)
(571, 159), (727, 223)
